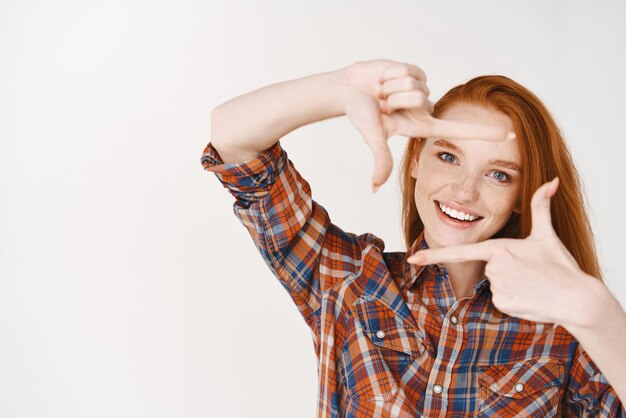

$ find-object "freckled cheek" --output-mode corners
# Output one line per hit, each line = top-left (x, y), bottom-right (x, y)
(484, 190), (519, 219)
(415, 180), (445, 202)
(414, 165), (452, 194)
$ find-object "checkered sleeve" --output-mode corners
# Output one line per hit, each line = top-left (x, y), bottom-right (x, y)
(564, 342), (625, 416)
(200, 140), (364, 330)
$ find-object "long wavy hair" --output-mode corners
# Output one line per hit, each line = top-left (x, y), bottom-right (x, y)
(398, 75), (602, 280)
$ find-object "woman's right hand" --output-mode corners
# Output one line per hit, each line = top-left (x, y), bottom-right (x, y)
(340, 59), (514, 192)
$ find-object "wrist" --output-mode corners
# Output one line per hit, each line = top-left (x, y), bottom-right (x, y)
(332, 63), (358, 115)
(563, 274), (622, 336)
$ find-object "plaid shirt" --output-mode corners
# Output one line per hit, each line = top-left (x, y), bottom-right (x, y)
(201, 140), (624, 417)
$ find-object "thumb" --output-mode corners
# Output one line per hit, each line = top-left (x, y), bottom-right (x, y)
(343, 90), (392, 192)
(357, 118), (392, 192)
(355, 107), (391, 191)
(369, 139), (393, 192)
(530, 177), (559, 238)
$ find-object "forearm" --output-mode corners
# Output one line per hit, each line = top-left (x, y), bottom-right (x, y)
(210, 66), (349, 164)
(565, 278), (626, 404)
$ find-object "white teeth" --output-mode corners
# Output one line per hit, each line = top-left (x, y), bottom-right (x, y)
(438, 202), (478, 222)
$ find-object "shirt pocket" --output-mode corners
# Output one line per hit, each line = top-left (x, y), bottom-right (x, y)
(477, 358), (566, 417)
(340, 296), (426, 403)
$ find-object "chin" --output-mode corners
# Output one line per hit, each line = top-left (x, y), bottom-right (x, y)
(434, 232), (478, 247)
(424, 223), (487, 249)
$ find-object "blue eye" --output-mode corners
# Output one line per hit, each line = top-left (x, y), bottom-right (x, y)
(438, 152), (457, 164)
(490, 171), (510, 182)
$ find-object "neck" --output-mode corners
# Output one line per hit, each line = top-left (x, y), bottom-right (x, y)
(444, 260), (486, 300)
(422, 231), (486, 300)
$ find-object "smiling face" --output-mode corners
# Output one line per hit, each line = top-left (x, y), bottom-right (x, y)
(410, 103), (522, 249)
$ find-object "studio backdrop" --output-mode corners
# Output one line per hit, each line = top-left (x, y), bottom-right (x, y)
(1, 1), (625, 417)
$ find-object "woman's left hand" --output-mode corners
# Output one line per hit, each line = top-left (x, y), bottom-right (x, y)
(407, 177), (605, 329)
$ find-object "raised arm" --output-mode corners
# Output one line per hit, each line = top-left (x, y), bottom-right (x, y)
(210, 69), (347, 164)
(210, 59), (513, 190)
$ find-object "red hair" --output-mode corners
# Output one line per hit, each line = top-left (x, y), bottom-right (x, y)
(398, 75), (602, 280)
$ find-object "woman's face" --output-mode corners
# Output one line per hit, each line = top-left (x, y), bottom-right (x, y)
(411, 103), (522, 249)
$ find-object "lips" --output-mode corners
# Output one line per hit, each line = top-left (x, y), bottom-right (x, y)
(434, 200), (484, 224)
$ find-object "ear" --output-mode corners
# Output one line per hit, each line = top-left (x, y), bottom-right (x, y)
(513, 196), (521, 214)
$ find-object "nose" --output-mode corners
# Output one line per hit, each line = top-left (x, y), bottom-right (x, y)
(450, 174), (480, 203)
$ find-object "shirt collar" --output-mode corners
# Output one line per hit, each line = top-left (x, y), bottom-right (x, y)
(401, 230), (437, 290)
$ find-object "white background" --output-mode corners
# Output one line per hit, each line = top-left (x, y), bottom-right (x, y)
(1, 1), (625, 417)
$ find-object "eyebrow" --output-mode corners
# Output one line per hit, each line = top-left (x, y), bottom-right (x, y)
(433, 139), (521, 172)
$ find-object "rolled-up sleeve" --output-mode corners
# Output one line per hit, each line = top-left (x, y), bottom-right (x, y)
(564, 343), (625, 416)
(200, 141), (284, 209)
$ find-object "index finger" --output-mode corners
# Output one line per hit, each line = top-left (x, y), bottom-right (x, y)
(427, 117), (516, 142)
(407, 240), (495, 265)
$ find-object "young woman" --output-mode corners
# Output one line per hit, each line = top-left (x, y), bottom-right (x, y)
(202, 59), (626, 417)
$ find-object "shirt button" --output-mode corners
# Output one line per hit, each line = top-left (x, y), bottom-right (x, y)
(376, 330), (386, 339)
(433, 384), (443, 394)
(514, 383), (524, 393)
(450, 315), (458, 325)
